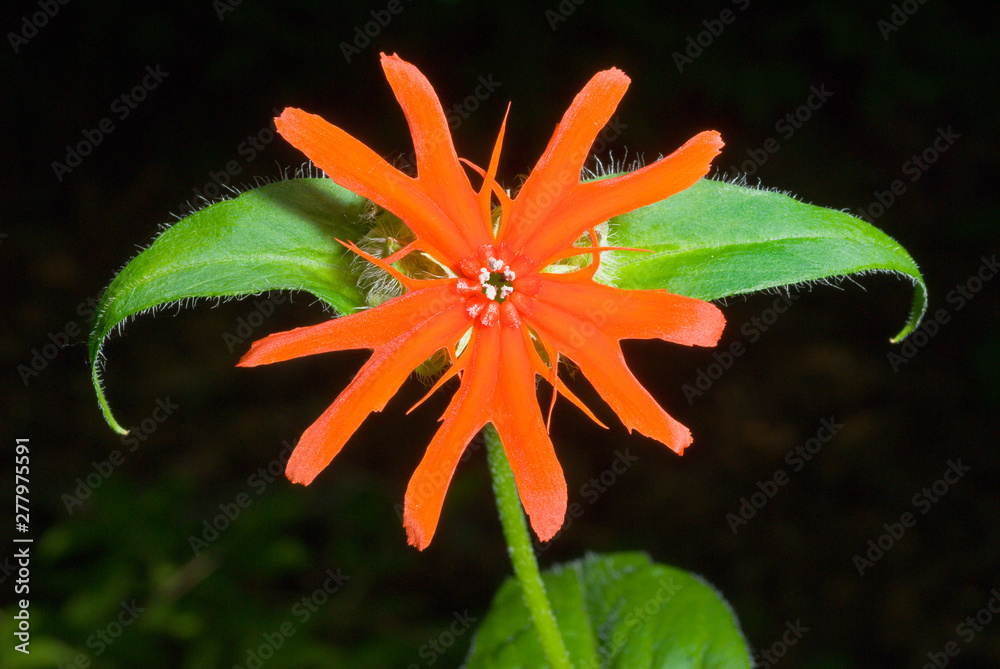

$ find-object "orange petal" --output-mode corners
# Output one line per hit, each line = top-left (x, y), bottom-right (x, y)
(526, 300), (693, 454)
(526, 328), (606, 429)
(380, 54), (491, 251)
(403, 325), (499, 550)
(275, 107), (474, 265)
(534, 278), (725, 347)
(499, 68), (630, 254)
(514, 130), (723, 274)
(406, 334), (472, 415)
(491, 326), (568, 542)
(285, 300), (472, 485)
(238, 285), (462, 366)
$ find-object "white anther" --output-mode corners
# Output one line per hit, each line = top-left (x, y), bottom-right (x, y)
(500, 286), (514, 299)
(503, 267), (516, 281)
(487, 257), (505, 272)
(484, 284), (498, 300)
(478, 268), (490, 283)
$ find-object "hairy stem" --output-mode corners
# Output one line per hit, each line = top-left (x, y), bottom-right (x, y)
(484, 423), (572, 669)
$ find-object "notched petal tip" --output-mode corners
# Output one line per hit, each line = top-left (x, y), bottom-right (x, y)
(656, 294), (728, 348)
(274, 107), (310, 136)
(285, 451), (321, 486)
(403, 509), (432, 551)
(235, 350), (256, 368)
(698, 300), (728, 347)
(379, 51), (418, 80)
(527, 491), (568, 544)
(236, 337), (273, 367)
(699, 128), (725, 149)
(592, 66), (631, 89)
(404, 524), (429, 551)
(237, 324), (317, 366)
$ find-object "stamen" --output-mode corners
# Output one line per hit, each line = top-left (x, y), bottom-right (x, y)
(472, 256), (517, 304)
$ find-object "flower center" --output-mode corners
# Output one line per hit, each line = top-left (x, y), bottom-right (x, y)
(478, 257), (516, 302)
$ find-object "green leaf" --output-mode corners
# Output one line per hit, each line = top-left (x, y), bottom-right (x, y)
(466, 552), (751, 668)
(609, 179), (926, 343)
(89, 178), (371, 434)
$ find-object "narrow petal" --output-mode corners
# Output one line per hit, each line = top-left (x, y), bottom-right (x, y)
(285, 301), (472, 485)
(380, 54), (490, 251)
(499, 68), (631, 254)
(526, 301), (693, 454)
(527, 332), (606, 429)
(275, 107), (474, 264)
(513, 131), (724, 274)
(477, 105), (510, 239)
(492, 326), (567, 542)
(238, 285), (461, 366)
(534, 277), (725, 346)
(404, 326), (499, 550)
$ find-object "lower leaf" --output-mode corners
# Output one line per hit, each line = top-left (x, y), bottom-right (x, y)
(466, 552), (751, 668)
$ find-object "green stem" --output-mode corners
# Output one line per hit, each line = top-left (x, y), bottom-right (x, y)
(484, 424), (572, 669)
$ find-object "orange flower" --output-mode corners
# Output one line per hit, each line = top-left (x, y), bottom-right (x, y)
(239, 54), (726, 550)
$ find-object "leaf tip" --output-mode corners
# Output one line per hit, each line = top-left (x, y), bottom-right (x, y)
(889, 275), (928, 344)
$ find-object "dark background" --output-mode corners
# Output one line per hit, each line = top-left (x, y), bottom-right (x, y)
(3, 0), (998, 667)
